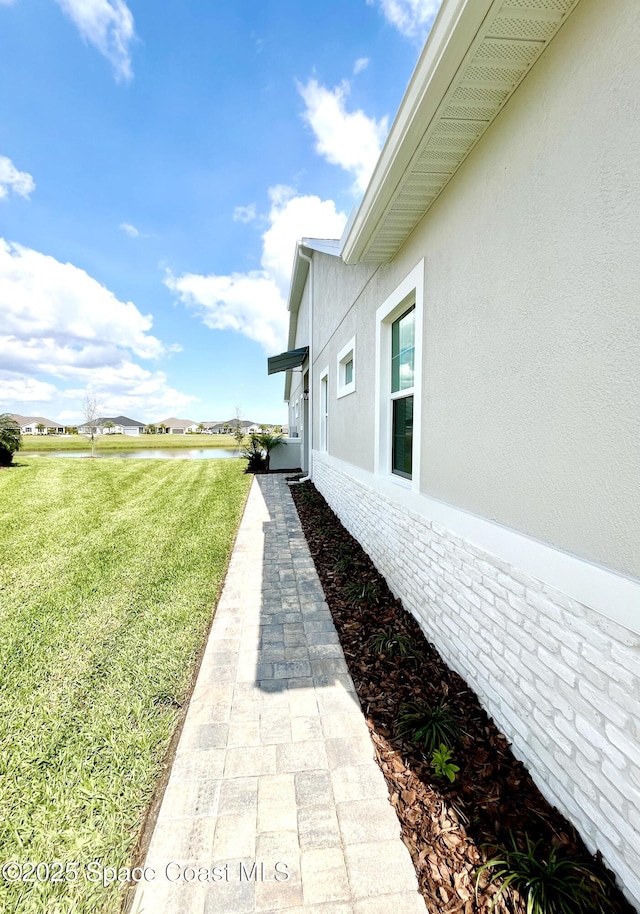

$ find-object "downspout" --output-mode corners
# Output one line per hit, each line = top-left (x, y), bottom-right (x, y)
(298, 249), (313, 482)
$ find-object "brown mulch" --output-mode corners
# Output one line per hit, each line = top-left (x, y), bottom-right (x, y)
(289, 480), (633, 914)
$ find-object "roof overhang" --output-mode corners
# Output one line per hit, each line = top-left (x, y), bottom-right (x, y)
(341, 0), (582, 264)
(280, 239), (341, 400)
(268, 346), (309, 376)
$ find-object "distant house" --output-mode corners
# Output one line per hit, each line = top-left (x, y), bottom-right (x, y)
(155, 417), (199, 435)
(11, 414), (64, 435)
(78, 415), (145, 436)
(212, 419), (260, 435)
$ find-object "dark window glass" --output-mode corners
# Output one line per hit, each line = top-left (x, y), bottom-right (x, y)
(392, 395), (413, 478)
(344, 359), (353, 385)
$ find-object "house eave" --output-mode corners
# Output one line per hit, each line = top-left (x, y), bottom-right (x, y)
(341, 0), (583, 265)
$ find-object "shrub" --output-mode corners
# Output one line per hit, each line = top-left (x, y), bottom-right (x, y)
(241, 432), (285, 473)
(431, 744), (460, 782)
(344, 580), (381, 606)
(397, 698), (461, 753)
(0, 414), (21, 466)
(476, 833), (614, 914)
(241, 435), (266, 472)
(368, 627), (422, 659)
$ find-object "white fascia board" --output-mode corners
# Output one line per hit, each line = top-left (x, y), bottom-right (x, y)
(284, 243), (314, 400)
(301, 238), (342, 256)
(341, 0), (496, 265)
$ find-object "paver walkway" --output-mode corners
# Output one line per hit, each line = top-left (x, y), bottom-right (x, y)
(131, 475), (424, 914)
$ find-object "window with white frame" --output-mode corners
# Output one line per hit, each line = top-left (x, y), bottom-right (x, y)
(336, 336), (356, 398)
(292, 398), (300, 438)
(390, 305), (415, 478)
(319, 368), (329, 451)
(375, 261), (423, 488)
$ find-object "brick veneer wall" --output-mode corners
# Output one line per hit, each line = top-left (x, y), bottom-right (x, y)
(313, 454), (640, 909)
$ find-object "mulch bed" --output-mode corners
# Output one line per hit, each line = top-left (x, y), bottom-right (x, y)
(289, 479), (633, 914)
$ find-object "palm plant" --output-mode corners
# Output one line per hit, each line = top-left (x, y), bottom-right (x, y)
(0, 414), (21, 466)
(103, 421), (115, 435)
(241, 433), (285, 472)
(256, 432), (285, 471)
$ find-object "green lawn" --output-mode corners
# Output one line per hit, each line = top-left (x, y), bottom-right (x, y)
(0, 457), (251, 913)
(21, 433), (239, 451)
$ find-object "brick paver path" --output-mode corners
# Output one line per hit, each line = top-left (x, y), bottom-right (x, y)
(131, 475), (424, 914)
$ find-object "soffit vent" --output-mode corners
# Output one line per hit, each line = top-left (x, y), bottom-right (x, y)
(361, 0), (582, 263)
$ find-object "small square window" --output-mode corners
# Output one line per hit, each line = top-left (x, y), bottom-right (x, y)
(337, 336), (356, 398)
(344, 359), (353, 386)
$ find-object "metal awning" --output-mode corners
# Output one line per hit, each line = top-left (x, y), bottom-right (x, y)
(267, 346), (308, 375)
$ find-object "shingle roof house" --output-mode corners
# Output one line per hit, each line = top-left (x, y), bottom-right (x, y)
(270, 0), (640, 905)
(155, 417), (199, 434)
(11, 414), (64, 434)
(78, 416), (145, 436)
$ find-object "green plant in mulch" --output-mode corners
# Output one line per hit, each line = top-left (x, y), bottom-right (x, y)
(368, 626), (423, 659)
(296, 484), (320, 504)
(397, 698), (461, 753)
(334, 553), (357, 573)
(431, 744), (460, 782)
(343, 580), (381, 606)
(476, 832), (615, 914)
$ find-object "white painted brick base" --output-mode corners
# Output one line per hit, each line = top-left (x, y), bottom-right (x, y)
(313, 455), (640, 910)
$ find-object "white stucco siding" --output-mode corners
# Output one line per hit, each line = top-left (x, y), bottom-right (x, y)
(292, 1), (640, 907)
(408, 0), (640, 579)
(310, 0), (640, 579)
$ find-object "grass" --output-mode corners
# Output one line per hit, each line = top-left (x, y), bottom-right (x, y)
(20, 433), (239, 451)
(0, 457), (251, 913)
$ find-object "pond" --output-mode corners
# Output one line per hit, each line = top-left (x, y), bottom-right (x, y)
(20, 448), (241, 460)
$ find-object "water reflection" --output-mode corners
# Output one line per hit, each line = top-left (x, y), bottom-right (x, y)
(21, 448), (240, 460)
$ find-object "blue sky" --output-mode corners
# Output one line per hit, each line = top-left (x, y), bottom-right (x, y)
(0, 0), (440, 425)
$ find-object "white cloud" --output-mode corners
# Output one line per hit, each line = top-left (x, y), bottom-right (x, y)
(0, 378), (58, 403)
(55, 0), (136, 81)
(165, 188), (347, 353)
(233, 204), (257, 224)
(119, 221), (139, 237)
(353, 57), (369, 75)
(0, 155), (35, 200)
(261, 186), (344, 291)
(0, 238), (165, 368)
(58, 364), (200, 419)
(366, 0), (442, 40)
(0, 237), (197, 422)
(0, 363), (198, 423)
(298, 78), (388, 194)
(165, 270), (287, 355)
